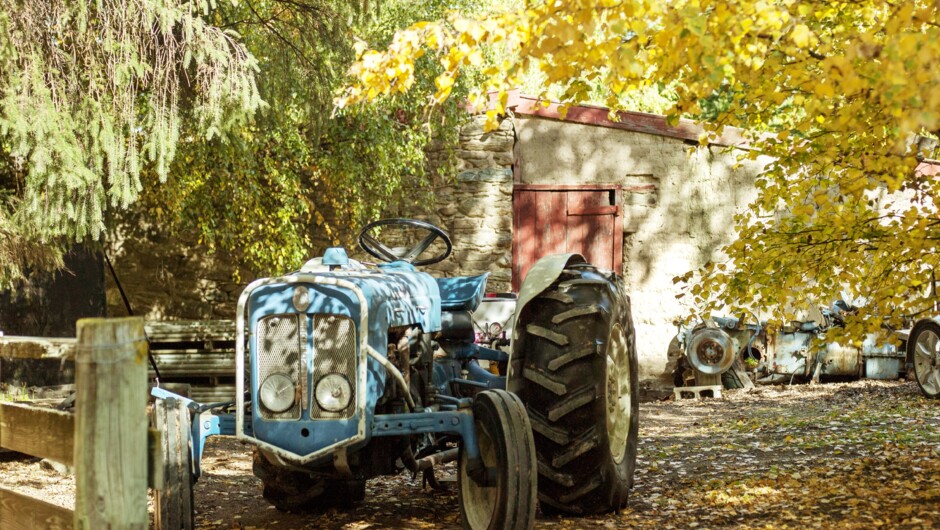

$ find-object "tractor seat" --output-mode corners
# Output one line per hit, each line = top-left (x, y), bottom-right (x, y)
(436, 273), (489, 312)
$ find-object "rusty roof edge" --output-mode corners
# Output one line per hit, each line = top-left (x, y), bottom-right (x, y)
(500, 91), (752, 148)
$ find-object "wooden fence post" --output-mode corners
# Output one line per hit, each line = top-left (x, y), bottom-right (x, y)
(73, 317), (148, 529)
(153, 397), (195, 530)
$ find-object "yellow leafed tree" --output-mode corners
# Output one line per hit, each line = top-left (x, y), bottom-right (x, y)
(340, 0), (940, 342)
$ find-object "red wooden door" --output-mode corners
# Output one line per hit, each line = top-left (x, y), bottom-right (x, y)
(512, 185), (623, 291)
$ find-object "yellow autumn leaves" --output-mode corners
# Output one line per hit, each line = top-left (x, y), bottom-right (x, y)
(341, 0), (940, 339)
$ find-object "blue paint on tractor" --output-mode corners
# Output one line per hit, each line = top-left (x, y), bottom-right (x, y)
(152, 222), (516, 494)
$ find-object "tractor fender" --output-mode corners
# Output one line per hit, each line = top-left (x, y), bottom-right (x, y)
(506, 253), (586, 393)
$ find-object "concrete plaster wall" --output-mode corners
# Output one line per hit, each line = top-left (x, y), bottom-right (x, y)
(513, 117), (771, 379)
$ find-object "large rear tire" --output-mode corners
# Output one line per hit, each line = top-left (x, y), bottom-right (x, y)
(252, 450), (365, 512)
(516, 264), (639, 514)
(908, 320), (940, 398)
(458, 389), (537, 530)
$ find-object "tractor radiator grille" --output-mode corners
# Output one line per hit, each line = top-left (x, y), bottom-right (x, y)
(309, 314), (357, 419)
(256, 314), (303, 420)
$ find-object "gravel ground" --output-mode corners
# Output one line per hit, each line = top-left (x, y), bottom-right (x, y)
(2, 379), (938, 529)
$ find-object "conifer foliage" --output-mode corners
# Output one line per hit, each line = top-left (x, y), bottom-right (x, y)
(0, 1), (261, 285)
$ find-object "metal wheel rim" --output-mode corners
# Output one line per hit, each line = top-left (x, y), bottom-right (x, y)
(606, 322), (631, 464)
(914, 327), (940, 396)
(461, 422), (498, 529)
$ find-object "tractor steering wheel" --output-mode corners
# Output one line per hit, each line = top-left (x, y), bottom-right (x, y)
(357, 218), (453, 266)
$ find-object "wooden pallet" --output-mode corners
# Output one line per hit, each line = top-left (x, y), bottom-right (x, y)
(145, 320), (236, 403)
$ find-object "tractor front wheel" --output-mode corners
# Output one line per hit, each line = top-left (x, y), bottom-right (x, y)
(516, 264), (639, 514)
(458, 389), (537, 530)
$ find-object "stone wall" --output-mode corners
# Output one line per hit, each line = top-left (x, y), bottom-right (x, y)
(105, 211), (247, 320)
(416, 116), (515, 292)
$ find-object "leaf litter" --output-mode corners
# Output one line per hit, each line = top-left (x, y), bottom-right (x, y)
(0, 379), (937, 528)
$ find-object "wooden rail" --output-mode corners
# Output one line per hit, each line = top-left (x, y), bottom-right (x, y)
(0, 335), (76, 361)
(0, 317), (149, 530)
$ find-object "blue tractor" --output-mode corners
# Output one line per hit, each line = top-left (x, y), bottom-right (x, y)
(152, 218), (638, 529)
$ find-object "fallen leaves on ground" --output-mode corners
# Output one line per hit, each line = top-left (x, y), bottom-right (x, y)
(1, 379), (937, 529)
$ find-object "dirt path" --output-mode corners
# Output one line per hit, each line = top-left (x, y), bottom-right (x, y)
(2, 379), (938, 529)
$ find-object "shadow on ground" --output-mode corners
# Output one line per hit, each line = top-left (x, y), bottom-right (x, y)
(189, 380), (940, 529)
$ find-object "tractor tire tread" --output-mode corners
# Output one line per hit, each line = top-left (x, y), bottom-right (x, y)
(528, 411), (571, 445)
(558, 475), (603, 504)
(458, 389), (536, 530)
(546, 385), (596, 422)
(538, 291), (574, 304)
(558, 278), (610, 289)
(552, 426), (600, 468)
(547, 343), (599, 372)
(516, 264), (639, 515)
(551, 305), (607, 325)
(522, 367), (568, 395)
(526, 324), (569, 346)
(537, 460), (574, 487)
(538, 493), (583, 515)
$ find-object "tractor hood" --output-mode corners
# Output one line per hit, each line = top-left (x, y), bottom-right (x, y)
(233, 265), (442, 464)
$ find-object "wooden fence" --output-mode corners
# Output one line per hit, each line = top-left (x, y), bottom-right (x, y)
(0, 317), (149, 529)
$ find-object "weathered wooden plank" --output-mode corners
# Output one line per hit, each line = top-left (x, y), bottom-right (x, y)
(0, 402), (73, 465)
(187, 385), (237, 404)
(148, 427), (164, 490)
(566, 189), (619, 272)
(148, 351), (236, 377)
(153, 397), (194, 530)
(74, 317), (148, 529)
(0, 337), (76, 361)
(0, 486), (73, 530)
(150, 342), (235, 356)
(145, 320), (235, 343)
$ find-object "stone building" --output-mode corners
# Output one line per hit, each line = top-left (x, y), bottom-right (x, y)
(407, 93), (771, 379)
(107, 92), (777, 381)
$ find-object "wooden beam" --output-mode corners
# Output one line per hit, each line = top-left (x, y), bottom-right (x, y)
(0, 402), (74, 465)
(147, 351), (236, 378)
(145, 320), (236, 343)
(0, 486), (73, 530)
(188, 385), (237, 404)
(153, 397), (194, 529)
(0, 336), (76, 361)
(74, 317), (148, 529)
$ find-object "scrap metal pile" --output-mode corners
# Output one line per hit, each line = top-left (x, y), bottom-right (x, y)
(670, 299), (904, 391)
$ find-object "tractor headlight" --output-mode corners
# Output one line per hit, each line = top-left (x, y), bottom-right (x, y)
(293, 285), (311, 312)
(259, 373), (296, 413)
(315, 373), (352, 412)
